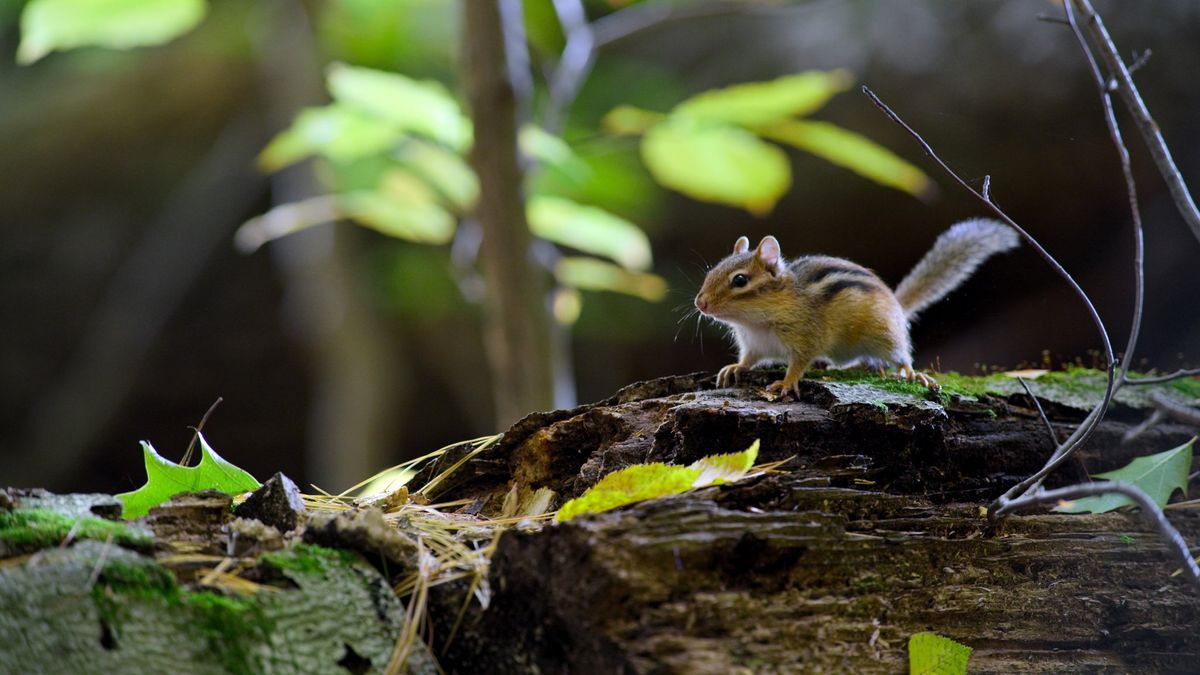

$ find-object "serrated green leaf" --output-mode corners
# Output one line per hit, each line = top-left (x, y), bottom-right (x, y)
(641, 119), (790, 215)
(689, 439), (759, 486)
(601, 105), (666, 136)
(555, 440), (761, 522)
(528, 195), (653, 270)
(1055, 439), (1194, 514)
(758, 119), (933, 197)
(554, 257), (667, 302)
(116, 434), (260, 519)
(340, 189), (456, 244)
(909, 632), (971, 675)
(259, 104), (403, 171)
(327, 63), (472, 151)
(18, 0), (206, 64)
(672, 70), (854, 127)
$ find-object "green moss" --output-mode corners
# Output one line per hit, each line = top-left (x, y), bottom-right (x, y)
(184, 591), (271, 675)
(261, 543), (358, 577)
(0, 508), (152, 553)
(86, 551), (273, 675)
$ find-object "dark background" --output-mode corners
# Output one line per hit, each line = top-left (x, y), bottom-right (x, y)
(2, 0), (1197, 494)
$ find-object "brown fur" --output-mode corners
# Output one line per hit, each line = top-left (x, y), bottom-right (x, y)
(695, 229), (999, 395)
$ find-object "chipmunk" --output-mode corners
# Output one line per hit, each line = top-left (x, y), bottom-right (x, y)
(694, 218), (1019, 397)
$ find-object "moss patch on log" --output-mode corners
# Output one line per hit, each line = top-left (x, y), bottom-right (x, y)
(0, 508), (153, 556)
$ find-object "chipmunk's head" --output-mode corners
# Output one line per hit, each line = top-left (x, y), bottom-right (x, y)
(695, 235), (791, 324)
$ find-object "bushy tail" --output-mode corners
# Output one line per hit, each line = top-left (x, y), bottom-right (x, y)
(894, 218), (1019, 318)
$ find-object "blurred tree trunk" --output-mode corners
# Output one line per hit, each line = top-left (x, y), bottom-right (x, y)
(255, 0), (405, 490)
(463, 0), (555, 427)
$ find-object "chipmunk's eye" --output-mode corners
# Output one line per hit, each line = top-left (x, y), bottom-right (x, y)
(731, 274), (749, 288)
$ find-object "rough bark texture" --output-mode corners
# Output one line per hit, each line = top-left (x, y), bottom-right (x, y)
(420, 369), (1200, 673)
(4, 369), (1199, 673)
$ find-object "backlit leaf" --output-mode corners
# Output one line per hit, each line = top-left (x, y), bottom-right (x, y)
(259, 104), (402, 171)
(394, 140), (479, 212)
(18, 0), (206, 64)
(554, 257), (667, 302)
(672, 70), (854, 127)
(116, 434), (260, 519)
(1054, 439), (1194, 514)
(340, 189), (456, 244)
(642, 119), (790, 215)
(327, 63), (472, 151)
(909, 632), (971, 675)
(556, 440), (761, 522)
(759, 119), (933, 197)
(528, 195), (652, 270)
(601, 105), (666, 136)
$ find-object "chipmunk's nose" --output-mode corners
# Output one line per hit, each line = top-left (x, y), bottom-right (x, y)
(695, 295), (708, 313)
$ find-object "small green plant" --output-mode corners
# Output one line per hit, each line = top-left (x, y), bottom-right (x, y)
(116, 433), (260, 519)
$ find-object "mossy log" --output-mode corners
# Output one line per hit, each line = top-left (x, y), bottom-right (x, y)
(3, 368), (1199, 673)
(424, 369), (1200, 673)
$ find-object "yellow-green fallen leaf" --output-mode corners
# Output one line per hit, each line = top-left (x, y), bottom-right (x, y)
(909, 632), (971, 675)
(556, 440), (760, 522)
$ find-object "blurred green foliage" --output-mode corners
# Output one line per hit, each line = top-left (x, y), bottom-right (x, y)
(13, 0), (932, 325)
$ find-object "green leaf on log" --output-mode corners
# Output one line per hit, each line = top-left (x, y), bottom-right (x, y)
(116, 434), (260, 519)
(909, 632), (971, 675)
(1054, 439), (1194, 514)
(555, 440), (759, 522)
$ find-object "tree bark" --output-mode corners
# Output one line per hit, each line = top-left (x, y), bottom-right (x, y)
(463, 0), (554, 427)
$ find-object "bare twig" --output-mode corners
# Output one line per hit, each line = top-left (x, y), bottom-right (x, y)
(545, 0), (595, 133)
(1125, 368), (1200, 385)
(1123, 409), (1165, 444)
(1069, 0), (1200, 242)
(995, 482), (1200, 591)
(1127, 48), (1152, 75)
(1063, 0), (1145, 393)
(1149, 393), (1200, 427)
(181, 397), (224, 467)
(860, 86), (1117, 505)
(1016, 377), (1059, 446)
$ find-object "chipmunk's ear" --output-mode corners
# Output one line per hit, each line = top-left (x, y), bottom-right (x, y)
(755, 236), (783, 274)
(732, 236), (750, 254)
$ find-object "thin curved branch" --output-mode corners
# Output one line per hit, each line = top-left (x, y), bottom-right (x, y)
(1069, 0), (1200, 243)
(1125, 368), (1200, 385)
(859, 86), (1117, 506)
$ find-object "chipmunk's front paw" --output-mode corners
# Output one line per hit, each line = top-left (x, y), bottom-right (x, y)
(716, 363), (749, 388)
(764, 378), (801, 400)
(897, 364), (940, 391)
